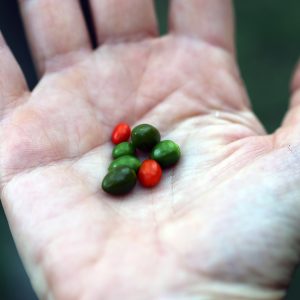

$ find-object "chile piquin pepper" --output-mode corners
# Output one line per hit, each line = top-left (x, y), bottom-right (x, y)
(112, 142), (135, 159)
(138, 159), (162, 188)
(111, 123), (131, 145)
(131, 124), (160, 151)
(151, 140), (181, 168)
(109, 155), (141, 173)
(102, 123), (181, 195)
(102, 167), (137, 195)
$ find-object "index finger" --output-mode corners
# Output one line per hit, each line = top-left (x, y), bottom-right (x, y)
(169, 0), (235, 54)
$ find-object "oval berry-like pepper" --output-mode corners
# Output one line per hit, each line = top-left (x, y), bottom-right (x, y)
(109, 155), (141, 173)
(151, 140), (181, 168)
(112, 142), (135, 159)
(102, 166), (137, 195)
(131, 124), (160, 151)
(138, 159), (162, 188)
(111, 123), (131, 145)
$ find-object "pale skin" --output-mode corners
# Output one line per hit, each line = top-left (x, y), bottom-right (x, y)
(1, 1), (300, 299)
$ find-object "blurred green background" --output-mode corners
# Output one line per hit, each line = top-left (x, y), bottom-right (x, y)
(1, 0), (300, 299)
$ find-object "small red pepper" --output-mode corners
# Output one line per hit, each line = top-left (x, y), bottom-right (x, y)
(138, 159), (162, 188)
(111, 123), (131, 145)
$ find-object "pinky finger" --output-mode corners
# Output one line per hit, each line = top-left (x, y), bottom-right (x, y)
(0, 33), (28, 116)
(274, 61), (300, 147)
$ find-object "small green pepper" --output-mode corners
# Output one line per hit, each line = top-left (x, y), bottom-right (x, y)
(109, 155), (141, 173)
(131, 124), (161, 151)
(102, 167), (137, 195)
(151, 140), (181, 168)
(112, 142), (135, 159)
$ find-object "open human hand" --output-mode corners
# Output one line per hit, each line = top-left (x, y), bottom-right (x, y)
(1, 1), (300, 299)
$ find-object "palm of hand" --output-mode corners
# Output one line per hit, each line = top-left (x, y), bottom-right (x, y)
(1, 2), (300, 300)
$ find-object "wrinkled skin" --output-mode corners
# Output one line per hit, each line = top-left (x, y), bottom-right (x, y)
(1, 1), (300, 299)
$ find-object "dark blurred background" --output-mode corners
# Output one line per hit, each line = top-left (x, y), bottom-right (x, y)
(0, 0), (300, 299)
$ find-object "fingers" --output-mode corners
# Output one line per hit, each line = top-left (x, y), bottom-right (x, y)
(0, 33), (28, 115)
(283, 62), (300, 121)
(169, 0), (235, 53)
(89, 0), (158, 43)
(275, 62), (300, 145)
(18, 0), (91, 75)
